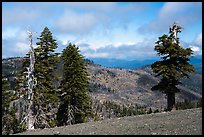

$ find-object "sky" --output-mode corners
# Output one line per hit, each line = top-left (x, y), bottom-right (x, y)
(2, 2), (202, 60)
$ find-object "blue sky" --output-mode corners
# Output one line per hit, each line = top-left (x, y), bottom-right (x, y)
(2, 2), (202, 60)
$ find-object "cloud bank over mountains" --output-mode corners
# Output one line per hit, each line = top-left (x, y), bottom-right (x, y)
(2, 2), (202, 60)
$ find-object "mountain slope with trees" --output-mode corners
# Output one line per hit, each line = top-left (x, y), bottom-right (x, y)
(2, 56), (202, 134)
(2, 57), (202, 111)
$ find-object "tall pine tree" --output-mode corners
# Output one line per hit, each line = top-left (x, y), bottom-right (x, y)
(32, 27), (60, 128)
(57, 43), (93, 126)
(151, 24), (195, 111)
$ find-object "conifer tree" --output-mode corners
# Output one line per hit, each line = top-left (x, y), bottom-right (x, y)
(32, 27), (60, 128)
(2, 77), (21, 135)
(57, 43), (93, 126)
(14, 27), (60, 129)
(15, 54), (30, 98)
(151, 23), (195, 111)
(2, 77), (12, 117)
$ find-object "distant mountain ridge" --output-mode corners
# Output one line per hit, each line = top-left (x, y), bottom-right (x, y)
(89, 58), (158, 70)
(89, 55), (202, 73)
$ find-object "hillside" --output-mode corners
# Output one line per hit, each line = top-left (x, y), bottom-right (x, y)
(87, 63), (202, 112)
(2, 57), (202, 135)
(2, 57), (202, 113)
(14, 108), (202, 135)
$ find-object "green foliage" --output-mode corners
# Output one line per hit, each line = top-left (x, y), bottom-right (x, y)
(84, 59), (95, 65)
(96, 101), (148, 118)
(13, 27), (60, 130)
(57, 43), (93, 126)
(151, 25), (195, 111)
(2, 112), (15, 135)
(2, 58), (24, 90)
(151, 34), (195, 94)
(18, 122), (27, 133)
(175, 99), (202, 110)
(2, 64), (15, 77)
(34, 26), (60, 102)
(49, 119), (57, 128)
(2, 76), (26, 135)
(35, 28), (59, 92)
(89, 82), (115, 93)
(93, 112), (100, 121)
(2, 77), (9, 109)
(15, 55), (30, 98)
(2, 77), (12, 116)
(31, 27), (60, 128)
(2, 107), (24, 135)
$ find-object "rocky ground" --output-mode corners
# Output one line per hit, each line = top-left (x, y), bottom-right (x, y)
(14, 108), (202, 135)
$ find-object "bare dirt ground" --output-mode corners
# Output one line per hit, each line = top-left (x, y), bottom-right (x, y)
(14, 108), (202, 135)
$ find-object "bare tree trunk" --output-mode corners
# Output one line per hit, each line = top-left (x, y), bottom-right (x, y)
(28, 100), (35, 130)
(26, 30), (37, 130)
(167, 92), (175, 111)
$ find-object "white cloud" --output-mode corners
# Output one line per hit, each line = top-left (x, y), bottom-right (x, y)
(138, 2), (202, 33)
(55, 34), (77, 45)
(61, 2), (116, 11)
(2, 28), (37, 58)
(2, 2), (201, 59)
(3, 28), (29, 43)
(3, 39), (29, 58)
(159, 2), (195, 18)
(195, 33), (202, 46)
(180, 38), (202, 56)
(190, 45), (200, 52)
(2, 8), (40, 26)
(84, 52), (109, 58)
(16, 42), (30, 54)
(58, 2), (146, 14)
(55, 2), (147, 35)
(56, 10), (99, 34)
(189, 32), (202, 56)
(2, 28), (20, 39)
(184, 32), (202, 56)
(76, 38), (156, 60)
(78, 22), (145, 51)
(189, 45), (202, 56)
